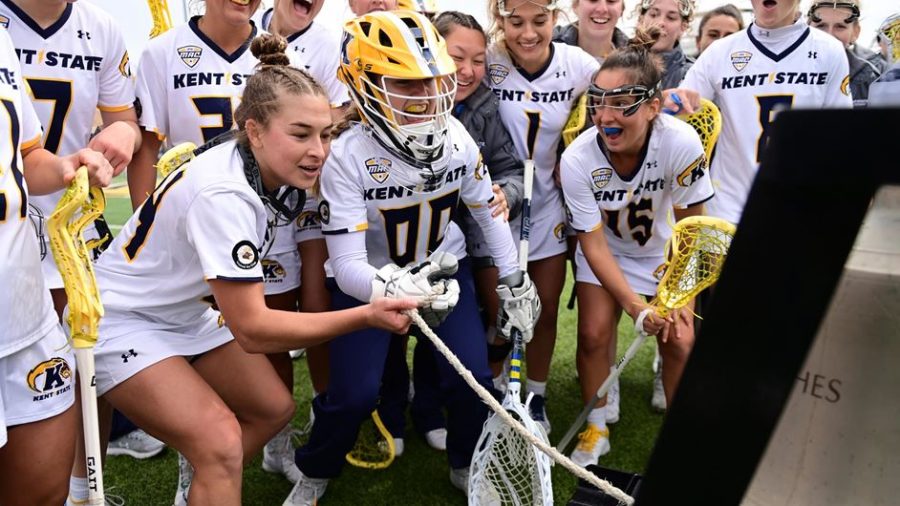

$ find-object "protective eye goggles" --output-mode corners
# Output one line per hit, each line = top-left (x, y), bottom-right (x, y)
(498, 0), (559, 18)
(640, 0), (692, 20)
(807, 2), (860, 24)
(587, 82), (661, 117)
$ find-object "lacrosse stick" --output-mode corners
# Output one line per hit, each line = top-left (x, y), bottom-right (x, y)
(155, 142), (197, 178)
(466, 159), (555, 506)
(676, 98), (722, 163)
(147, 0), (174, 38)
(345, 410), (396, 470)
(556, 216), (736, 454)
(49, 167), (106, 505)
(562, 93), (588, 148)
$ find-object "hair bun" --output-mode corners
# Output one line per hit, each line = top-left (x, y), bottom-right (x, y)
(630, 26), (663, 51)
(251, 33), (291, 67)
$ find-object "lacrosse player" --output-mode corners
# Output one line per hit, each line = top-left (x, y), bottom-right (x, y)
(560, 26), (714, 467)
(254, 0), (349, 114)
(284, 11), (540, 504)
(486, 0), (599, 435)
(635, 0), (696, 89)
(808, 0), (886, 105)
(0, 0), (141, 315)
(0, 27), (114, 505)
(667, 0), (852, 225)
(86, 34), (414, 506)
(695, 4), (744, 55)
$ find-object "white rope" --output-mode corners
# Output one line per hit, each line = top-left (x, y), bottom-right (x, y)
(406, 310), (634, 506)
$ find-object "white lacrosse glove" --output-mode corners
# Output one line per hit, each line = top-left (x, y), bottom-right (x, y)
(371, 251), (460, 328)
(496, 270), (541, 343)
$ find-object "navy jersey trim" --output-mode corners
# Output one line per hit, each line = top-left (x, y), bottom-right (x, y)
(1, 0), (72, 39)
(747, 24), (811, 63)
(189, 16), (258, 64)
(213, 275), (264, 282)
(286, 21), (315, 44)
(321, 228), (351, 235)
(594, 125), (653, 183)
(512, 43), (556, 82)
(684, 193), (715, 209)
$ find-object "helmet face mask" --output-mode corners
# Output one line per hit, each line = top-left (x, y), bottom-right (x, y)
(340, 11), (458, 192)
(807, 2), (860, 24)
(587, 82), (661, 117)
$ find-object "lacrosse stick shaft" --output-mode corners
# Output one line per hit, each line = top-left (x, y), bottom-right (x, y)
(506, 159), (533, 399)
(75, 347), (105, 504)
(557, 328), (650, 453)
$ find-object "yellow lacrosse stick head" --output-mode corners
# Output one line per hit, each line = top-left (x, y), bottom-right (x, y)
(562, 93), (588, 148)
(345, 410), (396, 470)
(677, 98), (722, 163)
(652, 215), (735, 317)
(48, 167), (106, 349)
(147, 0), (174, 38)
(155, 142), (197, 178)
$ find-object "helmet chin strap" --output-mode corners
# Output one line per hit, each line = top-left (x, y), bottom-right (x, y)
(194, 130), (307, 224)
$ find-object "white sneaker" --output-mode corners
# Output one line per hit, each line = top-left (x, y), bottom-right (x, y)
(651, 367), (667, 412)
(107, 429), (166, 459)
(393, 438), (405, 457)
(449, 467), (470, 493)
(263, 425), (302, 483)
(424, 428), (447, 451)
(289, 349), (305, 359)
(172, 452), (193, 506)
(606, 376), (620, 424)
(282, 470), (329, 506)
(570, 423), (611, 467)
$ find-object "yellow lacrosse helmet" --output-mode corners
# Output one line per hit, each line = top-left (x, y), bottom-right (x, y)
(396, 0), (438, 13)
(339, 10), (457, 190)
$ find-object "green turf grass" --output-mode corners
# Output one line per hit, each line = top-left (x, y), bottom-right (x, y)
(100, 195), (664, 505)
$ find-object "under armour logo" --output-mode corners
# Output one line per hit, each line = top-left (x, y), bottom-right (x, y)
(121, 349), (138, 363)
(555, 70), (567, 79)
(646, 160), (659, 169)
(808, 51), (817, 59)
(77, 30), (91, 39)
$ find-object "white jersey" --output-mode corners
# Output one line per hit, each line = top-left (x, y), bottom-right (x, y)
(0, 0), (135, 221)
(681, 20), (851, 223)
(0, 29), (56, 357)
(320, 119), (517, 301)
(94, 140), (268, 326)
(561, 114), (715, 259)
(135, 17), (260, 146)
(486, 42), (599, 209)
(255, 9), (348, 107)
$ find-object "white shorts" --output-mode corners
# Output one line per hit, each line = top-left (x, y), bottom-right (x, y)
(40, 224), (104, 290)
(92, 307), (234, 396)
(262, 250), (301, 296)
(0, 325), (76, 441)
(509, 191), (568, 262)
(575, 247), (662, 297)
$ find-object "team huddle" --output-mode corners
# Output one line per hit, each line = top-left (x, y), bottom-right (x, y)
(2, 0), (895, 504)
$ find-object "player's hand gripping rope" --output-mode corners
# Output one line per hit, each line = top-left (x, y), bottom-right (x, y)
(557, 216), (736, 456)
(49, 167), (107, 505)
